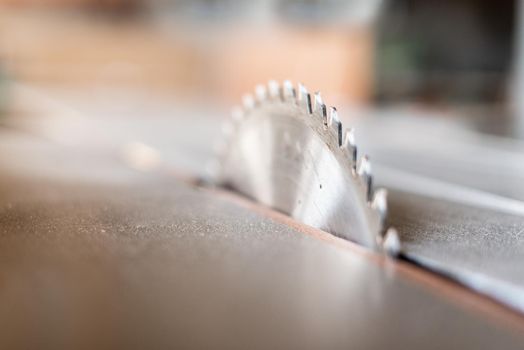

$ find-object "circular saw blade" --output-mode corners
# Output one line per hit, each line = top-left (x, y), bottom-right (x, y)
(213, 80), (396, 252)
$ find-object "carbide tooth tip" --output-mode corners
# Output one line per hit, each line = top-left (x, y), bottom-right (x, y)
(297, 83), (312, 113)
(330, 106), (340, 123)
(255, 84), (267, 102)
(242, 94), (255, 110)
(342, 127), (357, 166)
(314, 92), (326, 116)
(325, 106), (336, 128)
(357, 155), (373, 200)
(329, 107), (342, 145)
(283, 80), (295, 100)
(268, 80), (280, 99)
(358, 155), (372, 176)
(383, 228), (401, 257)
(372, 188), (388, 217)
(314, 91), (323, 104)
(298, 82), (307, 94)
(345, 127), (356, 146)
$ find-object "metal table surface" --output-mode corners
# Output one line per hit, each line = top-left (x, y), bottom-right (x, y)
(351, 113), (524, 311)
(0, 128), (524, 349)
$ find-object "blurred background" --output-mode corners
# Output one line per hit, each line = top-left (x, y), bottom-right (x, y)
(1, 0), (524, 177)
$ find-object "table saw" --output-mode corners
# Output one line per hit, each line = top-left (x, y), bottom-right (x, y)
(0, 82), (523, 349)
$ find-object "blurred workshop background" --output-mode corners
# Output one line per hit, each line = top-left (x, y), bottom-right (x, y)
(0, 0), (523, 173)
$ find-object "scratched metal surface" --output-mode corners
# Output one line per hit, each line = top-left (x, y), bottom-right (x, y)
(0, 129), (523, 349)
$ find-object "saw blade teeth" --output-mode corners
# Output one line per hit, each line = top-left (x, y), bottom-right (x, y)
(357, 155), (373, 200)
(255, 84), (268, 102)
(344, 127), (356, 147)
(324, 106), (335, 128)
(341, 127), (357, 168)
(314, 92), (327, 118)
(371, 188), (388, 220)
(282, 80), (296, 101)
(382, 228), (401, 257)
(219, 81), (397, 254)
(357, 155), (371, 176)
(242, 94), (255, 110)
(327, 107), (342, 146)
(268, 80), (280, 100)
(297, 83), (312, 113)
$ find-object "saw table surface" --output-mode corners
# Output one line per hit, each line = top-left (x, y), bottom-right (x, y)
(0, 127), (524, 349)
(2, 85), (524, 348)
